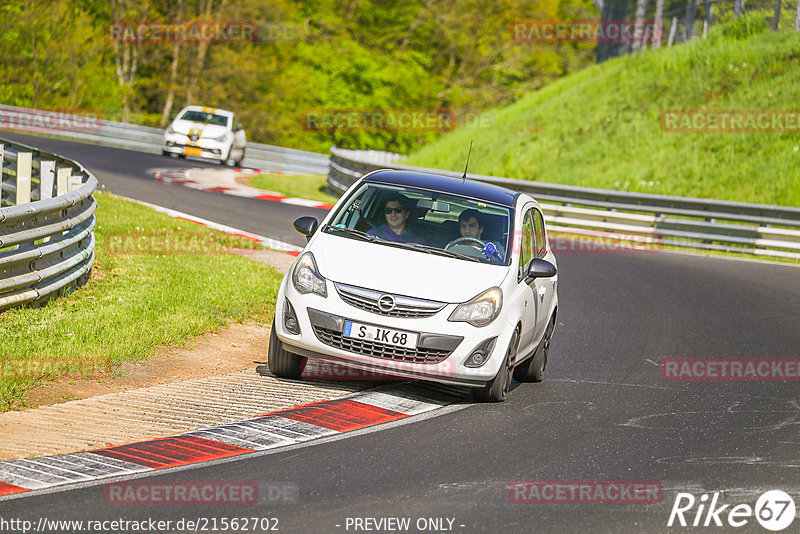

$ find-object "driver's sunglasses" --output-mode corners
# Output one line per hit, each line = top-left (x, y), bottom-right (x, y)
(384, 207), (404, 214)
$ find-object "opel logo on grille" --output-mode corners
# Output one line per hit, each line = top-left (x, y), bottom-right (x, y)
(377, 294), (396, 312)
(189, 134), (199, 141)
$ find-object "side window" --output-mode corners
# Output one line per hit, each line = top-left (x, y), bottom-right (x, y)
(518, 210), (535, 280)
(533, 209), (546, 258)
(233, 116), (242, 131)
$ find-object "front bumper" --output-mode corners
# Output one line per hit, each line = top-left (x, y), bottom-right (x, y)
(163, 134), (229, 161)
(275, 277), (516, 387)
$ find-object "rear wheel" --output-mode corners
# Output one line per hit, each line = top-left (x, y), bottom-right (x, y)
(472, 329), (519, 402)
(514, 315), (555, 382)
(268, 319), (307, 379)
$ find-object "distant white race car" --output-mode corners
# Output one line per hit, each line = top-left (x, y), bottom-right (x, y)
(162, 105), (246, 166)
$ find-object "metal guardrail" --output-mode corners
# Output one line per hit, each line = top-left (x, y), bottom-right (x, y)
(0, 104), (329, 175)
(0, 138), (97, 311)
(329, 146), (800, 260)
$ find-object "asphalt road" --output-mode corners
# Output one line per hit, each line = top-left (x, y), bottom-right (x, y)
(0, 131), (325, 248)
(1, 132), (799, 533)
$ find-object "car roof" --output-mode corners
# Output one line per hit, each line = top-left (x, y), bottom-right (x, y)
(364, 169), (520, 208)
(179, 105), (234, 117)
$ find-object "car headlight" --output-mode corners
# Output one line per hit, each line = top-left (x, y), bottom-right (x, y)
(448, 287), (502, 327)
(214, 133), (229, 142)
(291, 252), (327, 297)
(166, 126), (175, 134)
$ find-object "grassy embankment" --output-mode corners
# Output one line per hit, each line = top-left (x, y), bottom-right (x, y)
(0, 193), (284, 411)
(405, 13), (800, 207)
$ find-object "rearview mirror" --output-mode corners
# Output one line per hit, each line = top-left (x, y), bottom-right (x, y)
(294, 216), (319, 241)
(417, 199), (450, 213)
(526, 258), (557, 280)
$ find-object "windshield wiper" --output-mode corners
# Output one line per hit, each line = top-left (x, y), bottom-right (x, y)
(323, 225), (377, 242)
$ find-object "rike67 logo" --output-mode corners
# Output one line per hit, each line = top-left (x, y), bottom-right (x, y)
(668, 490), (796, 531)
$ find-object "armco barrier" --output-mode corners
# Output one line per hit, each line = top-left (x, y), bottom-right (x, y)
(0, 104), (329, 175)
(0, 138), (97, 311)
(329, 146), (800, 260)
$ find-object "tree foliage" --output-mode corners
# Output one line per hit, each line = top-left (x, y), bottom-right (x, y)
(0, 0), (596, 153)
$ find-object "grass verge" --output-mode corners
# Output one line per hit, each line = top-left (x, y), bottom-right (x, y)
(405, 13), (800, 207)
(244, 173), (337, 204)
(0, 192), (284, 411)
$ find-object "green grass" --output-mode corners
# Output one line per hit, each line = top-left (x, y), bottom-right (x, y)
(245, 173), (338, 204)
(405, 13), (800, 207)
(0, 192), (284, 411)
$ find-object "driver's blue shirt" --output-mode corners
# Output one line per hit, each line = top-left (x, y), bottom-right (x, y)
(484, 241), (506, 262)
(367, 224), (425, 244)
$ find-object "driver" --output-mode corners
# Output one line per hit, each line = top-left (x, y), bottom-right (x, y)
(366, 193), (425, 244)
(449, 209), (505, 261)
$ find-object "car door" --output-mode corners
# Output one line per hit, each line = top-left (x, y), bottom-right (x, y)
(515, 207), (539, 357)
(233, 115), (246, 150)
(532, 207), (555, 337)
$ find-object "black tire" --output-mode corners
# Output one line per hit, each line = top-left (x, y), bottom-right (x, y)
(514, 315), (555, 382)
(268, 320), (307, 379)
(472, 329), (519, 402)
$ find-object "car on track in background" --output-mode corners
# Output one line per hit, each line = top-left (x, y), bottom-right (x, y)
(269, 169), (559, 402)
(162, 105), (246, 166)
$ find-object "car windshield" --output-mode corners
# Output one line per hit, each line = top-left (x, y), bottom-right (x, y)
(323, 182), (513, 265)
(178, 110), (229, 127)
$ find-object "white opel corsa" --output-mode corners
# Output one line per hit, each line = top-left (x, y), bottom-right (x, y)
(162, 105), (246, 166)
(269, 170), (558, 401)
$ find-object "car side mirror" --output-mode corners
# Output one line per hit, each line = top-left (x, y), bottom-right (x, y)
(294, 216), (319, 241)
(526, 258), (557, 281)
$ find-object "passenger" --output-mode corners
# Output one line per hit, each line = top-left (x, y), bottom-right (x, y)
(450, 208), (505, 261)
(367, 193), (425, 244)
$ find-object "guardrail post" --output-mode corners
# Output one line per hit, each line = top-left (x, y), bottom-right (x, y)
(56, 167), (71, 196)
(0, 144), (4, 206)
(68, 175), (82, 192)
(16, 152), (32, 205)
(40, 161), (55, 200)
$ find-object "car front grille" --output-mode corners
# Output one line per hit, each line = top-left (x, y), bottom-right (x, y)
(335, 282), (446, 319)
(311, 325), (452, 364)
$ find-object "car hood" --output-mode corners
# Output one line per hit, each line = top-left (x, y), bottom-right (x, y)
(311, 232), (509, 303)
(170, 120), (228, 137)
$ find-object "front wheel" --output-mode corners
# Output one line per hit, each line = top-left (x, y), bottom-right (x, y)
(472, 329), (519, 402)
(267, 319), (307, 379)
(514, 315), (555, 382)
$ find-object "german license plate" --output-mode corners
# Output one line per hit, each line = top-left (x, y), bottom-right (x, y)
(183, 146), (202, 156)
(343, 321), (418, 348)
